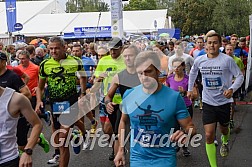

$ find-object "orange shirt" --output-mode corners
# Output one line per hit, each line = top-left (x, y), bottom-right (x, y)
(18, 63), (39, 96)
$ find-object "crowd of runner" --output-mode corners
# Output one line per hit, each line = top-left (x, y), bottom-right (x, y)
(0, 30), (248, 167)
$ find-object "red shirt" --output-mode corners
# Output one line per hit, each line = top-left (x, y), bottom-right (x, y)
(6, 65), (24, 77)
(242, 46), (249, 53)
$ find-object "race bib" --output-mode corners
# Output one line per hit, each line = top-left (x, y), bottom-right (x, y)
(205, 77), (222, 89)
(133, 127), (168, 147)
(52, 101), (70, 114)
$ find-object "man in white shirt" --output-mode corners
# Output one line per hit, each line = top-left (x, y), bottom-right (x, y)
(168, 41), (194, 75)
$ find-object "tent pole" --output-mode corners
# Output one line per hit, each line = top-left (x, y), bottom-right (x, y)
(94, 11), (101, 43)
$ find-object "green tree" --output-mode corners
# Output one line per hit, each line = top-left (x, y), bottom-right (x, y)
(66, 0), (109, 13)
(123, 0), (157, 11)
(156, 0), (175, 10)
(212, 0), (252, 36)
(170, 0), (211, 36)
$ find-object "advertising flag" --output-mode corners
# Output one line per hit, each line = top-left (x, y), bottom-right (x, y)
(5, 0), (17, 32)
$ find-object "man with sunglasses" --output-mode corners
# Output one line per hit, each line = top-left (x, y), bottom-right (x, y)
(94, 37), (126, 161)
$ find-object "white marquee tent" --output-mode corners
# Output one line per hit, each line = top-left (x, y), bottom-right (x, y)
(0, 0), (65, 43)
(0, 0), (168, 41)
(11, 9), (168, 37)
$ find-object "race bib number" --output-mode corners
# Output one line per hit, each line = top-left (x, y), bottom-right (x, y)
(52, 101), (70, 114)
(205, 77), (222, 89)
(133, 127), (168, 147)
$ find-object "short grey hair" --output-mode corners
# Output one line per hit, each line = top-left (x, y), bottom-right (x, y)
(18, 50), (30, 59)
(49, 36), (65, 46)
(134, 51), (161, 70)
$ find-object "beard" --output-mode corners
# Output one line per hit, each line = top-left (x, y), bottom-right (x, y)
(142, 77), (158, 91)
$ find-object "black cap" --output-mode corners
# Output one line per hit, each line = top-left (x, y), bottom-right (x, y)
(0, 52), (7, 60)
(158, 41), (167, 46)
(108, 37), (123, 49)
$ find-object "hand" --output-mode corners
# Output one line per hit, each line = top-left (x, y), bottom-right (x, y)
(35, 101), (43, 115)
(19, 153), (32, 167)
(170, 130), (187, 144)
(99, 72), (108, 79)
(106, 102), (116, 114)
(114, 151), (126, 167)
(32, 87), (37, 94)
(223, 89), (233, 99)
(178, 86), (184, 93)
(187, 91), (193, 100)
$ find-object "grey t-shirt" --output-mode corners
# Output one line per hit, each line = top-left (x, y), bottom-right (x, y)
(188, 52), (244, 106)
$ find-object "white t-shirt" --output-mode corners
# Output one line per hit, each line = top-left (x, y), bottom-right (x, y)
(168, 53), (194, 75)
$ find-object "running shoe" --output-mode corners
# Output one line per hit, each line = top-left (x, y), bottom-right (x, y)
(182, 147), (191, 157)
(194, 100), (199, 108)
(90, 119), (98, 134)
(82, 138), (91, 150)
(229, 119), (235, 129)
(109, 151), (115, 161)
(71, 130), (81, 154)
(38, 133), (50, 153)
(220, 143), (229, 157)
(47, 154), (60, 164)
(19, 149), (23, 156)
(44, 111), (51, 126)
(214, 139), (218, 147)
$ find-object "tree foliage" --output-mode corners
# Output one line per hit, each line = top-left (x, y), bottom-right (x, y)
(170, 0), (252, 36)
(123, 0), (157, 11)
(66, 0), (109, 13)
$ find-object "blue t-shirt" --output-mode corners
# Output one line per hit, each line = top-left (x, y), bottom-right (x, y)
(196, 49), (206, 58)
(122, 85), (189, 167)
(233, 47), (248, 58)
(81, 56), (96, 77)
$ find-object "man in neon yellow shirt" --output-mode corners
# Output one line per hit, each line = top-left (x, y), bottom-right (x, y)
(225, 44), (245, 129)
(94, 37), (126, 160)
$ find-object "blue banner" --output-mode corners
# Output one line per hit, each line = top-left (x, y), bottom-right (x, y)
(5, 0), (17, 32)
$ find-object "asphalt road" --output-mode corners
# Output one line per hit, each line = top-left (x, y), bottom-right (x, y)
(32, 101), (252, 167)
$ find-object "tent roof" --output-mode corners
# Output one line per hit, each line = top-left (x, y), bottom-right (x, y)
(13, 9), (168, 37)
(0, 0), (65, 34)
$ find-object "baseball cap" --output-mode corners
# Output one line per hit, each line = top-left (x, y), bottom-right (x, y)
(157, 41), (167, 46)
(108, 37), (123, 49)
(0, 52), (7, 60)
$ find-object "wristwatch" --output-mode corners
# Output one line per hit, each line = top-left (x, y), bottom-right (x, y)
(24, 148), (33, 155)
(104, 100), (111, 105)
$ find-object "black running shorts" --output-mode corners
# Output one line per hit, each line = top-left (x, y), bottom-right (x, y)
(16, 117), (30, 146)
(202, 102), (231, 127)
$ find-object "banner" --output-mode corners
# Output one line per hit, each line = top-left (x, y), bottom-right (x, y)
(246, 15), (252, 91)
(5, 0), (17, 33)
(111, 0), (123, 38)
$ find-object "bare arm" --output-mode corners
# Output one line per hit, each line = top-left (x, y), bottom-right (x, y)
(21, 73), (30, 85)
(105, 74), (119, 114)
(114, 113), (129, 167)
(170, 117), (196, 143)
(11, 93), (42, 167)
(79, 75), (87, 97)
(19, 85), (32, 100)
(35, 78), (46, 114)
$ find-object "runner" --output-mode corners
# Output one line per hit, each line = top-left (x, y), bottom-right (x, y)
(105, 44), (140, 158)
(225, 44), (245, 129)
(166, 57), (193, 157)
(94, 37), (126, 160)
(0, 86), (42, 167)
(114, 51), (196, 167)
(35, 36), (87, 167)
(187, 33), (244, 167)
